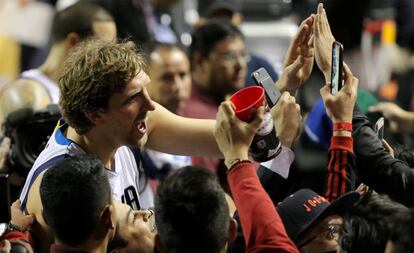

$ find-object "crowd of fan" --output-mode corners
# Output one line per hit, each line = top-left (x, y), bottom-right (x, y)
(1, 1), (414, 253)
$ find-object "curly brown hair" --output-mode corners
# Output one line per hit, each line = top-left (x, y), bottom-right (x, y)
(59, 39), (146, 134)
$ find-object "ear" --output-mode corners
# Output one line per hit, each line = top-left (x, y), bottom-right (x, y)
(101, 204), (116, 230)
(65, 32), (80, 49)
(191, 52), (207, 71)
(155, 234), (168, 253)
(84, 110), (105, 126)
(227, 217), (238, 243)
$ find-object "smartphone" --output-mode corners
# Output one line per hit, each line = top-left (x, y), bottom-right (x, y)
(331, 41), (344, 95)
(374, 117), (385, 139)
(0, 173), (10, 222)
(251, 67), (281, 108)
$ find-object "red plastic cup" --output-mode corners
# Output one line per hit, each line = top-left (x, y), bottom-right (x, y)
(229, 86), (265, 122)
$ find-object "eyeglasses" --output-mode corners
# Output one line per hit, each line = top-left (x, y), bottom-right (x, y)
(211, 51), (248, 63)
(297, 223), (342, 249)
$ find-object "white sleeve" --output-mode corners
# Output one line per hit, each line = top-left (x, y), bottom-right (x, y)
(260, 146), (295, 179)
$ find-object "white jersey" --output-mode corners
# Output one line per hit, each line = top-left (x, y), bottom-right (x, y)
(145, 149), (191, 171)
(19, 120), (153, 210)
(21, 69), (60, 104)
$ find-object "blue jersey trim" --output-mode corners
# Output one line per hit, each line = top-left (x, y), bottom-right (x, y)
(54, 119), (72, 146)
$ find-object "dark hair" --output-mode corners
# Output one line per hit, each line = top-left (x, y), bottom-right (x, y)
(59, 39), (145, 134)
(155, 166), (230, 253)
(52, 2), (114, 43)
(393, 144), (414, 168)
(388, 208), (414, 253)
(40, 154), (111, 246)
(189, 20), (243, 67)
(340, 192), (408, 253)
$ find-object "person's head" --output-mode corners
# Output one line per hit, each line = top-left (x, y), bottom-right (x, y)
(340, 192), (408, 253)
(276, 189), (360, 253)
(393, 143), (414, 167)
(40, 154), (115, 248)
(147, 43), (191, 113)
(59, 39), (155, 147)
(339, 192), (408, 253)
(109, 202), (155, 253)
(52, 2), (116, 48)
(154, 166), (237, 253)
(197, 0), (243, 26)
(385, 208), (414, 253)
(190, 20), (247, 100)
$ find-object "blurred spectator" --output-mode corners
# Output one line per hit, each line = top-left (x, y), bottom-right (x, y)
(179, 20), (246, 173)
(197, 0), (278, 86)
(0, 2), (116, 127)
(144, 43), (192, 185)
(82, 0), (179, 52)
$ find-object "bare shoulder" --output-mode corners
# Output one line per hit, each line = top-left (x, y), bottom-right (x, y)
(0, 79), (51, 125)
(27, 170), (55, 253)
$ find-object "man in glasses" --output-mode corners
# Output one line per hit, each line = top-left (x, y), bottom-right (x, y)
(178, 20), (248, 173)
(276, 189), (359, 253)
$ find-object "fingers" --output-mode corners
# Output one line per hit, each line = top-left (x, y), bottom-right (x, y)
(341, 63), (358, 95)
(295, 15), (314, 46)
(286, 56), (304, 76)
(250, 106), (265, 129)
(1, 239), (11, 252)
(221, 101), (236, 118)
(11, 199), (21, 209)
(342, 63), (353, 80)
(381, 139), (395, 158)
(368, 102), (393, 113)
(320, 83), (332, 100)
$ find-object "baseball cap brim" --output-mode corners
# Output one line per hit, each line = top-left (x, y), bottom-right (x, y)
(294, 191), (361, 243)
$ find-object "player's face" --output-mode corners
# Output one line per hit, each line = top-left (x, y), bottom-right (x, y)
(102, 72), (155, 147)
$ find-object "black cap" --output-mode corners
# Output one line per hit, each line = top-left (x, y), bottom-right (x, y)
(198, 0), (242, 18)
(276, 189), (360, 243)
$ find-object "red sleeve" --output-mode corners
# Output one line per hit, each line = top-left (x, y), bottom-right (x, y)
(325, 136), (356, 202)
(228, 162), (299, 253)
(4, 230), (30, 242)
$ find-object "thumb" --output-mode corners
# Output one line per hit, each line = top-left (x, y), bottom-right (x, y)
(320, 83), (332, 100)
(22, 213), (35, 225)
(250, 106), (265, 130)
(286, 56), (304, 75)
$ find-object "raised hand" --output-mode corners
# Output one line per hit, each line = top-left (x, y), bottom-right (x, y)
(10, 200), (35, 232)
(369, 102), (414, 133)
(214, 102), (264, 168)
(277, 14), (315, 95)
(313, 3), (336, 83)
(320, 64), (358, 123)
(270, 92), (302, 148)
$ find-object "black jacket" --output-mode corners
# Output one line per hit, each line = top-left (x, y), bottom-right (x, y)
(353, 106), (414, 206)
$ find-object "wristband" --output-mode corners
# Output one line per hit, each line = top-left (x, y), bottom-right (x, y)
(333, 122), (352, 132)
(226, 159), (252, 174)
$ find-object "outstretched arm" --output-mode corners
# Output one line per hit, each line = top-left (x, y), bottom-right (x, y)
(215, 102), (298, 252)
(146, 102), (220, 157)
